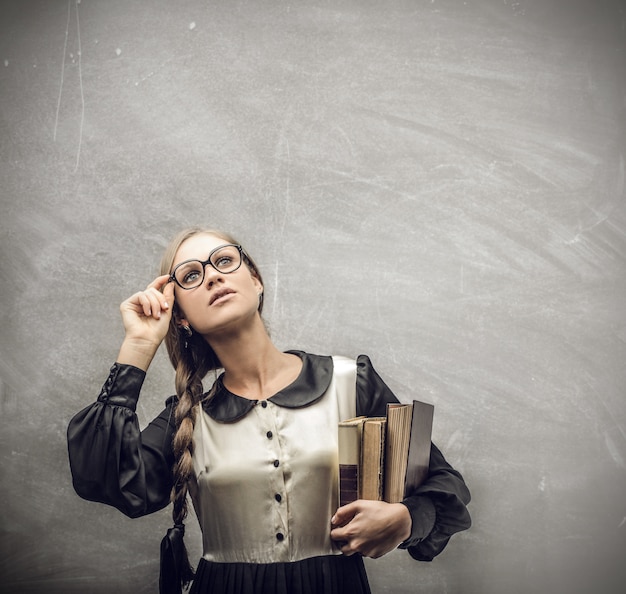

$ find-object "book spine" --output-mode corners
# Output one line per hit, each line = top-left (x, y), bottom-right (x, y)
(339, 464), (359, 507)
(338, 420), (364, 506)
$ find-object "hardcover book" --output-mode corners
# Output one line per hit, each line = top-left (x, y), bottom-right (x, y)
(384, 400), (434, 503)
(361, 417), (386, 501)
(337, 416), (366, 506)
(338, 400), (433, 505)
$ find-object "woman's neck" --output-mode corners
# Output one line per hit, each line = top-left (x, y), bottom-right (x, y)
(206, 318), (302, 400)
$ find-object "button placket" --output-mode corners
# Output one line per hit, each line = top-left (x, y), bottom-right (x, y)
(256, 400), (289, 557)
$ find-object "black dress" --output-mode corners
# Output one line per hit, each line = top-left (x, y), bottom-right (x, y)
(68, 352), (471, 594)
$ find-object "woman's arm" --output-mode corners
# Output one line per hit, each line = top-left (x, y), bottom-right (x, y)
(399, 442), (471, 560)
(348, 354), (471, 560)
(67, 363), (177, 518)
(67, 276), (178, 518)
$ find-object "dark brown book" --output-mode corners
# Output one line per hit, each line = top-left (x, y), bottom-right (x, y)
(337, 416), (366, 506)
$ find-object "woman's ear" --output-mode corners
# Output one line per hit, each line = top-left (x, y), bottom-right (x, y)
(252, 275), (263, 297)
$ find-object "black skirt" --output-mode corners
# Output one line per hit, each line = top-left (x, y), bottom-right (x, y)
(189, 554), (371, 594)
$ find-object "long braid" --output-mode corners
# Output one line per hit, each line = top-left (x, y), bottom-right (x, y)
(167, 321), (215, 524)
(171, 362), (199, 525)
(160, 327), (213, 592)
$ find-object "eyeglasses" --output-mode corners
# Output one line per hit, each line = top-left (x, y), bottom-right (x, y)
(169, 244), (244, 290)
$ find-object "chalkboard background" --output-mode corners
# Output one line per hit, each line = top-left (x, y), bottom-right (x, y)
(1, 0), (625, 592)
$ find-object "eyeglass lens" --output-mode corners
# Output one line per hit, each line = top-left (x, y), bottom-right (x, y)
(173, 245), (242, 289)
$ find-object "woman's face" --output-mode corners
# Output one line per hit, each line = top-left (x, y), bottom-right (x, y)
(171, 233), (263, 337)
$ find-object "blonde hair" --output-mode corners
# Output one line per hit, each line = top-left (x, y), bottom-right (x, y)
(158, 227), (264, 527)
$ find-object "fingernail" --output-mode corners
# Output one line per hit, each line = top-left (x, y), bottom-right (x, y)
(164, 302), (169, 309)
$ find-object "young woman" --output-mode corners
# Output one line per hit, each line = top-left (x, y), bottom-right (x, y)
(67, 228), (471, 594)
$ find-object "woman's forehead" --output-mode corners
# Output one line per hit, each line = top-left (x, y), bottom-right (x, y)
(173, 233), (226, 266)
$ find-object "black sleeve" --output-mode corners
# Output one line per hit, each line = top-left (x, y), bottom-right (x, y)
(355, 354), (472, 561)
(67, 363), (177, 518)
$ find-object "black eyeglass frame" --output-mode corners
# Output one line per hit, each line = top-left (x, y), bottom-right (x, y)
(169, 244), (244, 290)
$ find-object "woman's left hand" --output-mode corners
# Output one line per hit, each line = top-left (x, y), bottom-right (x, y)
(330, 500), (412, 559)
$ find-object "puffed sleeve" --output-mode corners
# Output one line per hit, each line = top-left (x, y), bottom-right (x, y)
(355, 354), (471, 561)
(67, 363), (176, 518)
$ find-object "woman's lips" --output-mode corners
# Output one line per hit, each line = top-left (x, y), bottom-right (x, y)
(210, 288), (235, 305)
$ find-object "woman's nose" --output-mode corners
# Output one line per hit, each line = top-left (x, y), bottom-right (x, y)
(203, 263), (222, 288)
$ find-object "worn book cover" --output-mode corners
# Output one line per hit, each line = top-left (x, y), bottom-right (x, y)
(337, 416), (366, 506)
(384, 400), (434, 503)
(339, 400), (433, 505)
(361, 417), (386, 501)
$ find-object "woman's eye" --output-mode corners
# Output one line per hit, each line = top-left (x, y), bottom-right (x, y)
(214, 256), (233, 269)
(183, 270), (201, 283)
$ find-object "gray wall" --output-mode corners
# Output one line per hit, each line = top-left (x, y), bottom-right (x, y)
(1, 0), (625, 592)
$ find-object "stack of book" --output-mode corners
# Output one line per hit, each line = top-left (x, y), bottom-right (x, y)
(338, 400), (434, 506)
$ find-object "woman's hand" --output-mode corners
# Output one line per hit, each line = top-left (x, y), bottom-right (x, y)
(116, 275), (176, 371)
(330, 500), (412, 559)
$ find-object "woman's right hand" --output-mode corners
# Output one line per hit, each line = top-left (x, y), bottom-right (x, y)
(116, 275), (176, 370)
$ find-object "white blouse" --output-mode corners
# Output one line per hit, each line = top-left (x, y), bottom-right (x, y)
(189, 355), (358, 564)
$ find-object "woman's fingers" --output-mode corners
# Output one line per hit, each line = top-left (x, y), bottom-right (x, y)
(140, 275), (174, 319)
(140, 291), (159, 318)
(161, 277), (175, 304)
(329, 500), (412, 559)
(122, 276), (175, 321)
(147, 274), (172, 292)
(118, 275), (177, 351)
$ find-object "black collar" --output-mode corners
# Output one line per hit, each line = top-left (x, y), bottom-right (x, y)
(201, 351), (334, 423)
